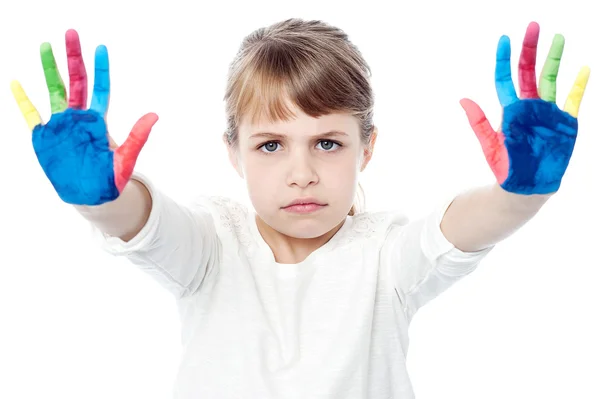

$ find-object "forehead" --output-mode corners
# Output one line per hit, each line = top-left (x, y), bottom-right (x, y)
(240, 106), (360, 140)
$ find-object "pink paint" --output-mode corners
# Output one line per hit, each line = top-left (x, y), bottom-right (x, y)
(65, 29), (88, 109)
(518, 22), (540, 99)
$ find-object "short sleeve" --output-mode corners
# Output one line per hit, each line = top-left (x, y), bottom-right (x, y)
(381, 199), (493, 321)
(92, 172), (221, 298)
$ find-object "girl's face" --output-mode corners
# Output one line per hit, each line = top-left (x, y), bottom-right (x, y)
(230, 103), (375, 239)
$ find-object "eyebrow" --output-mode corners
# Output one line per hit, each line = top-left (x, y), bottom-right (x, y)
(249, 130), (349, 140)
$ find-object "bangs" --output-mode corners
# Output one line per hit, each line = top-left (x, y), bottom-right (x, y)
(226, 40), (367, 128)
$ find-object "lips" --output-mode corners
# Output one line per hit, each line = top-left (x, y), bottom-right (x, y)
(283, 198), (326, 208)
(282, 198), (327, 214)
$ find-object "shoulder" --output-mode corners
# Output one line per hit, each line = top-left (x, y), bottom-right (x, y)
(332, 209), (411, 249)
(187, 195), (254, 247)
(189, 195), (249, 224)
(352, 209), (411, 231)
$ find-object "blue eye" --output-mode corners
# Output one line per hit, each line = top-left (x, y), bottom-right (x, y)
(318, 140), (339, 151)
(260, 142), (280, 152)
(258, 140), (340, 153)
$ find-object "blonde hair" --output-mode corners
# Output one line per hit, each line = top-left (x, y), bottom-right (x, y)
(223, 18), (375, 216)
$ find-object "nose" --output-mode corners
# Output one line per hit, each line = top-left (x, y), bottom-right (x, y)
(286, 149), (318, 188)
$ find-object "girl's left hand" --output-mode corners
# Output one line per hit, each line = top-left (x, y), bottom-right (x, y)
(460, 21), (590, 196)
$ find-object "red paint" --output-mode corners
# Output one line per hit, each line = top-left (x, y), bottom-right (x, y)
(459, 98), (509, 184)
(518, 22), (540, 99)
(113, 113), (159, 192)
(459, 23), (544, 185)
(65, 29), (88, 109)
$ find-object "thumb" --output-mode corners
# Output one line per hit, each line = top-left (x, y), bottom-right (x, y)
(459, 98), (499, 152)
(459, 98), (509, 184)
(113, 112), (159, 192)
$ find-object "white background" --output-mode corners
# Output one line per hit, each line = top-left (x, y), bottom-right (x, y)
(1, 0), (599, 398)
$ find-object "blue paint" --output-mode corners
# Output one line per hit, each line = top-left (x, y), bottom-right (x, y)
(495, 35), (519, 108)
(33, 108), (118, 205)
(90, 45), (110, 116)
(500, 99), (577, 195)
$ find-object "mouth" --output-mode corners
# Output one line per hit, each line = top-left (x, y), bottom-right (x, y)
(282, 198), (327, 214)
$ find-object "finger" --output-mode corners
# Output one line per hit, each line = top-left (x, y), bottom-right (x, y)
(495, 35), (519, 108)
(113, 113), (159, 192)
(460, 98), (501, 152)
(11, 81), (43, 130)
(90, 45), (110, 116)
(538, 34), (565, 102)
(10, 81), (43, 130)
(518, 21), (540, 99)
(65, 29), (88, 109)
(459, 98), (509, 183)
(563, 66), (590, 118)
(40, 42), (68, 113)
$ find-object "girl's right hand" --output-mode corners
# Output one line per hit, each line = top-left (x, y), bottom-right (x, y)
(11, 29), (158, 206)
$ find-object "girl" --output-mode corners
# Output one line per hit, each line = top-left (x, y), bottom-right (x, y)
(11, 18), (589, 399)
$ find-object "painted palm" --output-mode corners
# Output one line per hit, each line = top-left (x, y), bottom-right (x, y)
(460, 22), (590, 195)
(11, 29), (158, 205)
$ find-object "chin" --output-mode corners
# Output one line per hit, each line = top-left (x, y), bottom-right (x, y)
(254, 200), (349, 238)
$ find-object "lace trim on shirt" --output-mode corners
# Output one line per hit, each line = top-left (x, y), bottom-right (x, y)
(196, 196), (405, 255)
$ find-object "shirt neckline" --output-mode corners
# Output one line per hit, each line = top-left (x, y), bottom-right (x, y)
(246, 211), (352, 269)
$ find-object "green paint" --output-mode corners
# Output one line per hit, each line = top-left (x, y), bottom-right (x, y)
(40, 42), (67, 113)
(539, 34), (565, 103)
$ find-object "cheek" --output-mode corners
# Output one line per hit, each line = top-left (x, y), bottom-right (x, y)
(242, 155), (282, 196)
(241, 149), (361, 195)
(320, 153), (360, 188)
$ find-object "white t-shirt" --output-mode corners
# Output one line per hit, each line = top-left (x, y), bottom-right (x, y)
(94, 174), (493, 399)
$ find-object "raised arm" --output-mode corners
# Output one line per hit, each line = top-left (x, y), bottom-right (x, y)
(444, 21), (589, 252)
(74, 178), (152, 241)
(11, 30), (219, 298)
(11, 30), (157, 239)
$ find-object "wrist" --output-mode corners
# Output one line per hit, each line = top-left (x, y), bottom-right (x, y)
(492, 183), (551, 212)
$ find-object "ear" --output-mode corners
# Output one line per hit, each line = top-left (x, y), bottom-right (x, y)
(223, 133), (244, 178)
(360, 127), (378, 171)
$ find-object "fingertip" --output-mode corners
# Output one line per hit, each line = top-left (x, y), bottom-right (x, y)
(132, 113), (159, 134)
(10, 80), (21, 91)
(581, 65), (591, 77)
(553, 33), (565, 45)
(65, 29), (79, 40)
(40, 42), (52, 53)
(575, 66), (591, 92)
(523, 22), (540, 45)
(94, 45), (109, 67)
(459, 98), (470, 109)
(497, 35), (511, 57)
(95, 44), (108, 55)
(146, 112), (159, 123)
(527, 21), (540, 33)
(10, 80), (26, 99)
